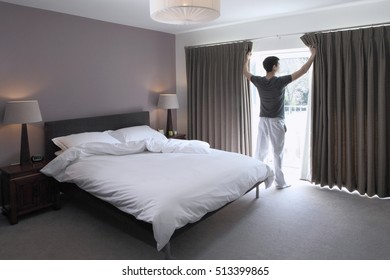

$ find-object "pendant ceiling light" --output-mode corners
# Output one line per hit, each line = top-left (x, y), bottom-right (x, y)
(150, 0), (220, 25)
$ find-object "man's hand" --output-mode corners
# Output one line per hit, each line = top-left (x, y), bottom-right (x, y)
(243, 51), (253, 80)
(309, 46), (317, 57)
(245, 51), (252, 62)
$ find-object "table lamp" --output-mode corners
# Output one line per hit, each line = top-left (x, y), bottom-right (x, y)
(157, 94), (179, 137)
(3, 100), (43, 165)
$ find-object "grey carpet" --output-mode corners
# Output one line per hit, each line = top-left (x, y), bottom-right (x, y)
(1, 180), (390, 260)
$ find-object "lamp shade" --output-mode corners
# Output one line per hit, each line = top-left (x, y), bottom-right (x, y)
(157, 94), (179, 109)
(150, 0), (220, 24)
(3, 100), (42, 124)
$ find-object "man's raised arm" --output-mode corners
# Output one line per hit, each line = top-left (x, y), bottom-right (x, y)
(291, 46), (317, 81)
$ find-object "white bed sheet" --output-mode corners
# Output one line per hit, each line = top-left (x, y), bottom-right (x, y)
(42, 141), (274, 250)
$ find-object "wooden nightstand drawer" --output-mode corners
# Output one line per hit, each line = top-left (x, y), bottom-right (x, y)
(12, 173), (58, 215)
(1, 163), (60, 225)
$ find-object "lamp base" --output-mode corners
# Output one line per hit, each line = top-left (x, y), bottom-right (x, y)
(166, 109), (174, 137)
(20, 123), (31, 165)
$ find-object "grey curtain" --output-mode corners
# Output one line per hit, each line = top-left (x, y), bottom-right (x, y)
(301, 26), (390, 197)
(185, 41), (253, 155)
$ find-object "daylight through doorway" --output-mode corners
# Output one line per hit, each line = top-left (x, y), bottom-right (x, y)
(249, 48), (311, 179)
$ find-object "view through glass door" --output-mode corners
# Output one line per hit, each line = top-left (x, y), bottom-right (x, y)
(249, 48), (311, 178)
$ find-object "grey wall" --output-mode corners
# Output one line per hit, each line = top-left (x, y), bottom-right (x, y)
(0, 2), (176, 166)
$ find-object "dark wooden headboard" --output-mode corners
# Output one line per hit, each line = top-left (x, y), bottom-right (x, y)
(44, 111), (150, 161)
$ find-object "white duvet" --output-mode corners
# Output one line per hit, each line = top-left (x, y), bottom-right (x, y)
(41, 139), (274, 250)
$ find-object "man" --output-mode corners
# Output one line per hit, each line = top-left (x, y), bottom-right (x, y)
(243, 46), (316, 189)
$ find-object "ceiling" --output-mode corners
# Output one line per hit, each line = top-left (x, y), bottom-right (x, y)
(1, 0), (378, 34)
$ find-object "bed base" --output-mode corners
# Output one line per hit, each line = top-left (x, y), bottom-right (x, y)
(58, 179), (261, 260)
(58, 182), (156, 244)
(162, 182), (261, 259)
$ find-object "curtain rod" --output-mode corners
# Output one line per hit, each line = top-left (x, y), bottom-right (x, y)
(185, 40), (250, 49)
(185, 22), (390, 49)
(307, 21), (390, 34)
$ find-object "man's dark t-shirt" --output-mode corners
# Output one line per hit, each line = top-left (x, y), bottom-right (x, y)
(250, 75), (292, 119)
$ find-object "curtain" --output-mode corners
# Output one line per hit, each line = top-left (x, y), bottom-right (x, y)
(301, 26), (390, 197)
(185, 41), (253, 155)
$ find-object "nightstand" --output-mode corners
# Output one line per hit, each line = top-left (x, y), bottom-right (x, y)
(169, 133), (186, 139)
(0, 162), (60, 225)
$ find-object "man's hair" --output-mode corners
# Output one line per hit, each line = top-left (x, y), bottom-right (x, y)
(263, 56), (279, 73)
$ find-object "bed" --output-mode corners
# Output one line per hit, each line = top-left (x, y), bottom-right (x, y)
(42, 111), (274, 258)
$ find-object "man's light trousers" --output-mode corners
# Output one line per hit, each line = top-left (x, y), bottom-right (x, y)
(255, 117), (287, 187)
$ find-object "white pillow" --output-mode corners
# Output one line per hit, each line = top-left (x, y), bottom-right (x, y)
(108, 125), (167, 143)
(52, 131), (120, 150)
